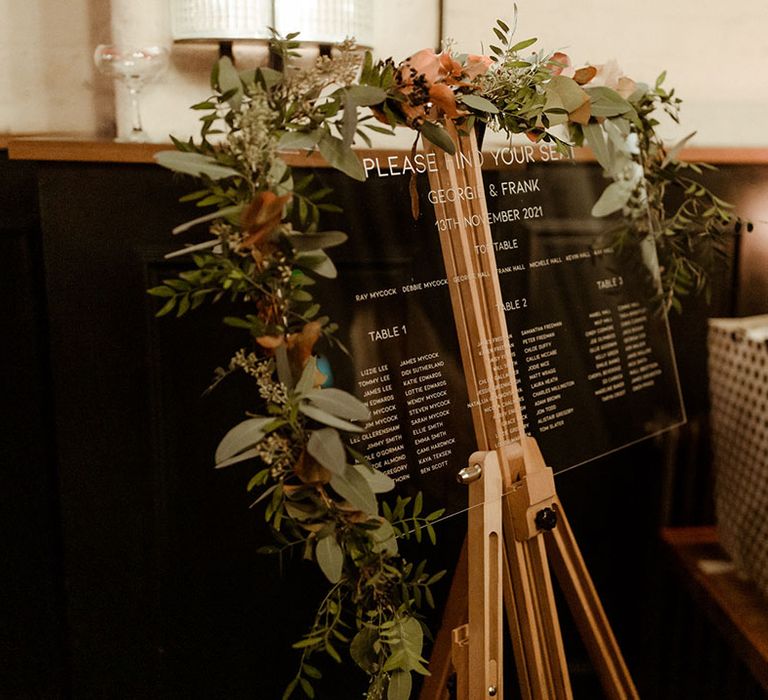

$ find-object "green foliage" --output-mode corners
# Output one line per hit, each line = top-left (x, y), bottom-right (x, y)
(589, 78), (740, 313)
(282, 491), (446, 700)
(151, 20), (740, 700)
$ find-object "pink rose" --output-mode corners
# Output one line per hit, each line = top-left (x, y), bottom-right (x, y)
(589, 60), (637, 97)
(547, 52), (571, 77)
(398, 48), (444, 86)
(464, 54), (492, 79)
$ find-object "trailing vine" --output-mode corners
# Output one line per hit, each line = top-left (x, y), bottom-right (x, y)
(151, 17), (740, 700)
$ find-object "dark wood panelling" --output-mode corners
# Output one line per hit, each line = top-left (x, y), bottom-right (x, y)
(0, 151), (66, 698)
(3, 152), (765, 697)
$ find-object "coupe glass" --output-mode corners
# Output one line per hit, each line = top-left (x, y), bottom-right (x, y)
(94, 45), (170, 143)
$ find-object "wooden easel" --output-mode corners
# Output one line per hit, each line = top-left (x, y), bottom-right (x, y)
(417, 124), (639, 700)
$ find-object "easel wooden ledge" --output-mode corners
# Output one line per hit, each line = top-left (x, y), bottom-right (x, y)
(417, 124), (640, 700)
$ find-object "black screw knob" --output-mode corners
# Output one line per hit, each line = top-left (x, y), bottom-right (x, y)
(535, 507), (558, 531)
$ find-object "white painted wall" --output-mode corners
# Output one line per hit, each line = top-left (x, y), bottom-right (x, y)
(1, 0), (766, 147)
(104, 0), (438, 144)
(0, 0), (110, 135)
(443, 0), (768, 147)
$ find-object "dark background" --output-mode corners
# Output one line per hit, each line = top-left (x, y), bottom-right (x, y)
(1, 148), (766, 699)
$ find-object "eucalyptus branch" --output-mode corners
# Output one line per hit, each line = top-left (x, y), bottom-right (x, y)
(152, 17), (741, 700)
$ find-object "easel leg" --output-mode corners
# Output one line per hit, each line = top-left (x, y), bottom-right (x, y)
(419, 542), (468, 700)
(546, 501), (639, 700)
(423, 444), (638, 700)
(503, 510), (573, 699)
(451, 625), (470, 700)
(466, 451), (504, 699)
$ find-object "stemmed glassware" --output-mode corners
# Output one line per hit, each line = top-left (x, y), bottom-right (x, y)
(94, 45), (170, 143)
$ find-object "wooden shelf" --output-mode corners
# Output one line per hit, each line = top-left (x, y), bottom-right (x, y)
(662, 526), (768, 691)
(6, 136), (768, 167)
(7, 137), (176, 164)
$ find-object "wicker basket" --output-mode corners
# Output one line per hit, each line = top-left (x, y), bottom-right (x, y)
(708, 315), (768, 598)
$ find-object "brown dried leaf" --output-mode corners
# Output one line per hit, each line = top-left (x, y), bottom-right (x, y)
(569, 99), (592, 125)
(294, 450), (332, 484)
(573, 66), (598, 85)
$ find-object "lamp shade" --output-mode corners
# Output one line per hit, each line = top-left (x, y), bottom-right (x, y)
(171, 0), (374, 47)
(170, 0), (273, 41)
(274, 0), (373, 48)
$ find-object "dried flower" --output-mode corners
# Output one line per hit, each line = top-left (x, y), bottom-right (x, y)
(228, 86), (279, 176)
(253, 433), (293, 470)
(286, 39), (363, 99)
(228, 349), (289, 405)
(391, 48), (491, 125)
(239, 191), (292, 250)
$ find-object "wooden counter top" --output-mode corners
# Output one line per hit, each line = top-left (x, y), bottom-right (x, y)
(5, 136), (327, 167)
(5, 136), (768, 167)
(662, 526), (768, 691)
(7, 137), (170, 164)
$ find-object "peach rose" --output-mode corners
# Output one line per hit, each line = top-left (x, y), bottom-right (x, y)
(463, 54), (493, 80)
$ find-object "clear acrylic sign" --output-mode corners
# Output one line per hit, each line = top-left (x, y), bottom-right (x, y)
(313, 142), (685, 518)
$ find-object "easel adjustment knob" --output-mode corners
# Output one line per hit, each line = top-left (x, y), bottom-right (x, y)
(457, 462), (483, 484)
(534, 506), (558, 531)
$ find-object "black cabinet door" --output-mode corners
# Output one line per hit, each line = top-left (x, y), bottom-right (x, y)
(37, 162), (364, 698)
(0, 151), (66, 699)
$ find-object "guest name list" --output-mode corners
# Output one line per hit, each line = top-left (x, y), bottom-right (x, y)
(340, 147), (684, 499)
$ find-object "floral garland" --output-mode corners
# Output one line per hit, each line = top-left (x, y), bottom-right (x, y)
(151, 19), (738, 700)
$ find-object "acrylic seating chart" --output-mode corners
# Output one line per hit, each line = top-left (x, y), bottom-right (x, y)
(313, 141), (685, 519)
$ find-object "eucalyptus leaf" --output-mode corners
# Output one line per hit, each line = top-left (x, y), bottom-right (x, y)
(330, 468), (377, 514)
(341, 99), (358, 149)
(154, 151), (241, 180)
(387, 671), (412, 700)
(508, 36), (537, 52)
(299, 404), (366, 433)
(307, 428), (347, 475)
(287, 231), (348, 252)
(275, 345), (294, 389)
(545, 75), (589, 113)
(583, 122), (613, 173)
(217, 56), (243, 109)
(382, 616), (426, 673)
(236, 68), (256, 87)
(345, 85), (387, 106)
(352, 464), (395, 494)
(303, 388), (370, 421)
(371, 519), (398, 555)
(316, 534), (343, 583)
(295, 357), (318, 396)
(214, 446), (260, 469)
(419, 121), (456, 155)
(171, 205), (243, 235)
(257, 65), (283, 89)
(350, 627), (379, 673)
(459, 94), (499, 114)
(340, 86), (387, 149)
(215, 416), (273, 464)
(543, 75), (588, 126)
(662, 131), (697, 168)
(586, 86), (633, 118)
(285, 501), (318, 521)
(591, 180), (634, 217)
(318, 132), (366, 181)
(164, 238), (220, 259)
(278, 129), (322, 151)
(296, 249), (338, 279)
(268, 157), (289, 192)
